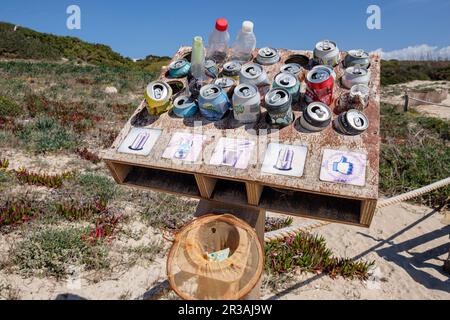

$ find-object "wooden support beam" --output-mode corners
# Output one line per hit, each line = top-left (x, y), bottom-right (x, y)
(195, 174), (218, 199)
(245, 182), (264, 206)
(360, 199), (378, 226)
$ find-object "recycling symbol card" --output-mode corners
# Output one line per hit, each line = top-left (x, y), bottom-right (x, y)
(320, 149), (367, 187)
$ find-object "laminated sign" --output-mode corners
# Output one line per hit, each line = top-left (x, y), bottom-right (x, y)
(320, 149), (367, 186)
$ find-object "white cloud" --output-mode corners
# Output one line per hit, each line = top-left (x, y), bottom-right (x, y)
(372, 44), (450, 60)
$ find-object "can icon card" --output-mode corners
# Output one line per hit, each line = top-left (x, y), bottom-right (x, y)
(118, 128), (162, 156)
(210, 138), (255, 170)
(261, 143), (308, 177)
(319, 149), (367, 186)
(162, 132), (206, 162)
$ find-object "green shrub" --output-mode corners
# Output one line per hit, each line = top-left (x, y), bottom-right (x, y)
(380, 103), (450, 207)
(12, 227), (109, 279)
(0, 96), (22, 117)
(77, 173), (118, 202)
(18, 117), (78, 153)
(265, 233), (373, 280)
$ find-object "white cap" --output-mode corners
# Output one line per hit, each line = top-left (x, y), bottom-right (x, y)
(242, 21), (254, 33)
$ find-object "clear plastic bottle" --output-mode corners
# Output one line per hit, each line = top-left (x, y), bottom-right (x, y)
(207, 18), (230, 63)
(191, 36), (205, 80)
(231, 21), (256, 62)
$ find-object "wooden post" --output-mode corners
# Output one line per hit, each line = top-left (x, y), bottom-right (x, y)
(194, 200), (266, 300)
(444, 233), (450, 274)
(404, 92), (409, 112)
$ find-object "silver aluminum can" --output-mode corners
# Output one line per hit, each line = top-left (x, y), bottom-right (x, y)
(264, 88), (294, 127)
(342, 66), (370, 89)
(232, 83), (261, 124)
(222, 61), (242, 80)
(239, 63), (270, 87)
(214, 77), (236, 97)
(280, 63), (302, 76)
(313, 40), (340, 67)
(349, 84), (370, 110)
(300, 102), (332, 132)
(344, 49), (370, 69)
(334, 109), (369, 135)
(273, 72), (301, 103)
(256, 47), (280, 65)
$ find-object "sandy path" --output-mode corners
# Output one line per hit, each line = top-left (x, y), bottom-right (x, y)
(262, 203), (450, 300)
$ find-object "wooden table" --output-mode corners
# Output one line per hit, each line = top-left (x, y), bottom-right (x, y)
(103, 47), (381, 299)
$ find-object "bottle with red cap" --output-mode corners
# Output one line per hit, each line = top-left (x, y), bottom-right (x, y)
(207, 18), (230, 63)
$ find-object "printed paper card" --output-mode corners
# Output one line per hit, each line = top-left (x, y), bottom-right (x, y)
(209, 138), (255, 170)
(261, 143), (308, 177)
(320, 149), (367, 187)
(118, 128), (162, 156)
(162, 132), (206, 162)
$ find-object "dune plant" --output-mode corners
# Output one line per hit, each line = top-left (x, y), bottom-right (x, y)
(14, 168), (74, 189)
(55, 198), (107, 221)
(0, 202), (37, 228)
(76, 148), (101, 164)
(265, 232), (374, 280)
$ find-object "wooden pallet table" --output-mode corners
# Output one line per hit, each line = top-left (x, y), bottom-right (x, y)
(103, 46), (380, 229)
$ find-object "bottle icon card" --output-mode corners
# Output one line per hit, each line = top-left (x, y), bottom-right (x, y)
(261, 143), (308, 177)
(118, 128), (162, 156)
(162, 132), (206, 162)
(319, 149), (367, 186)
(210, 138), (255, 169)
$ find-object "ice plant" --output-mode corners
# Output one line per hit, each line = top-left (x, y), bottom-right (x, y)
(55, 198), (107, 221)
(14, 168), (74, 189)
(83, 214), (122, 244)
(0, 203), (37, 228)
(0, 159), (9, 170)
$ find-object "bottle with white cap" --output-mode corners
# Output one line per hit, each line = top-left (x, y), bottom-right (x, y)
(231, 21), (256, 62)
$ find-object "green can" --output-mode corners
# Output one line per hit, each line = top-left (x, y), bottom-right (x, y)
(272, 72), (301, 103)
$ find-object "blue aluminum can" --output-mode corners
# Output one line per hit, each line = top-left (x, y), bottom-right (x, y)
(198, 84), (231, 121)
(172, 95), (198, 118)
(168, 59), (191, 78)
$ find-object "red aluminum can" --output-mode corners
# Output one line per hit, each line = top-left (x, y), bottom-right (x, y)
(305, 68), (334, 106)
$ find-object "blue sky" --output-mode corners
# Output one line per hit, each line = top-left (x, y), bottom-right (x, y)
(1, 0), (449, 59)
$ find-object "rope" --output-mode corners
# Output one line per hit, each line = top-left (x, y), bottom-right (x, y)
(265, 176), (450, 243)
(408, 96), (450, 108)
(376, 176), (450, 208)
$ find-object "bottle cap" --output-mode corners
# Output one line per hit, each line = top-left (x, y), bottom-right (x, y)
(215, 18), (228, 32)
(242, 21), (254, 33)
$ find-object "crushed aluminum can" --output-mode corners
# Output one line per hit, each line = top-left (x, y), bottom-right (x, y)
(313, 40), (340, 67)
(300, 102), (332, 132)
(232, 83), (261, 124)
(344, 49), (370, 69)
(172, 95), (198, 118)
(342, 66), (370, 89)
(256, 47), (280, 65)
(198, 84), (231, 121)
(273, 72), (301, 103)
(168, 59), (191, 78)
(265, 88), (294, 127)
(144, 80), (173, 115)
(222, 60), (242, 80)
(334, 109), (369, 135)
(239, 62), (270, 87)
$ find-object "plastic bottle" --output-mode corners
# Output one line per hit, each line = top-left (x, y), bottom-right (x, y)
(231, 21), (256, 62)
(207, 18), (230, 63)
(191, 36), (206, 80)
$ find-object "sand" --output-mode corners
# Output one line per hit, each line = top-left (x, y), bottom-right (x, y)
(262, 203), (450, 300)
(1, 201), (448, 300)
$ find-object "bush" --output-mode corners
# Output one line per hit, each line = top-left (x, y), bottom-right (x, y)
(18, 117), (78, 153)
(11, 227), (109, 279)
(265, 232), (373, 280)
(380, 104), (450, 208)
(0, 96), (22, 117)
(76, 173), (118, 202)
